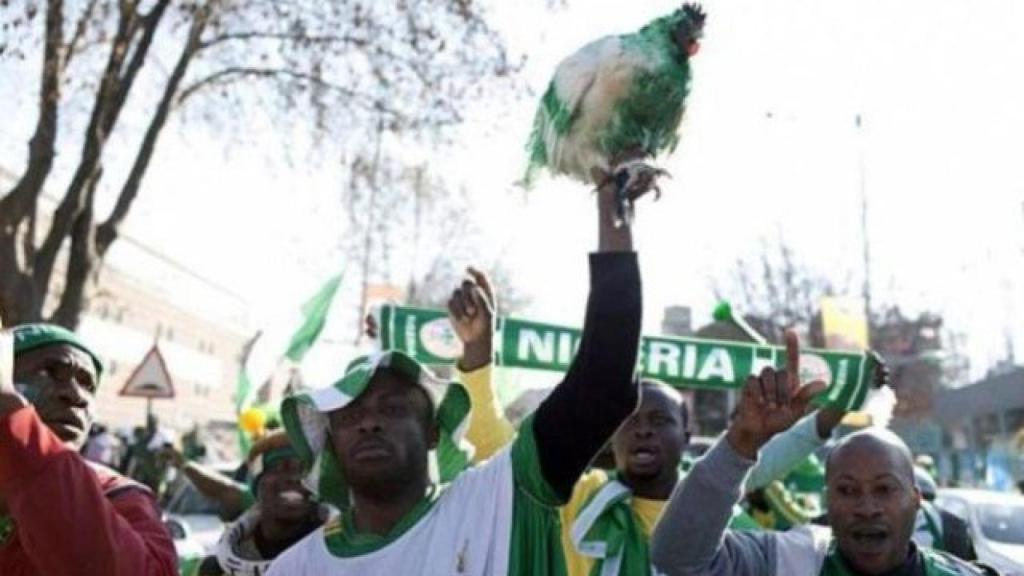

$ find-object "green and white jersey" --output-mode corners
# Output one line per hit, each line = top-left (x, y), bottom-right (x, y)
(266, 417), (565, 576)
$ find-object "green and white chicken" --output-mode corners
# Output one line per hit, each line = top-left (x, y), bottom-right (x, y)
(526, 4), (706, 222)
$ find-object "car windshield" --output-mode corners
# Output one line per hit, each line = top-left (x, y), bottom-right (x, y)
(977, 502), (1024, 545)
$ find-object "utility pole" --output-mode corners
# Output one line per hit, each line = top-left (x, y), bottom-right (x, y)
(1008, 199), (1024, 366)
(354, 118), (385, 345)
(856, 114), (873, 346)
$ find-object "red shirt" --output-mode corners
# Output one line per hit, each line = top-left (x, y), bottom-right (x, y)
(0, 406), (177, 575)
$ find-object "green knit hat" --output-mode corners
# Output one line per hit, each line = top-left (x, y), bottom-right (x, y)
(281, 350), (473, 511)
(12, 323), (104, 381)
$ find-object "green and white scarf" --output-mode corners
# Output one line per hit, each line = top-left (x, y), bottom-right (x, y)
(571, 480), (652, 576)
(571, 479), (762, 576)
(280, 350), (474, 511)
(376, 304), (881, 411)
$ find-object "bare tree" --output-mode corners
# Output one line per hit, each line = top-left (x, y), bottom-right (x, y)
(712, 235), (850, 335)
(0, 0), (520, 328)
(342, 134), (529, 344)
(714, 238), (967, 417)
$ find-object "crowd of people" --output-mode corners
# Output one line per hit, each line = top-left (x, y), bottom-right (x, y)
(0, 179), (1003, 575)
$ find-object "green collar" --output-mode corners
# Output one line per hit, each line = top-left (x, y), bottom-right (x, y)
(324, 485), (440, 558)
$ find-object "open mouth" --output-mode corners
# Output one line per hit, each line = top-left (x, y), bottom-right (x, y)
(46, 416), (86, 436)
(849, 527), (890, 551)
(629, 446), (659, 465)
(277, 489), (309, 505)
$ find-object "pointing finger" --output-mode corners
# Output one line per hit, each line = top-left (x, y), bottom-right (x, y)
(466, 267), (495, 311)
(784, 329), (801, 392)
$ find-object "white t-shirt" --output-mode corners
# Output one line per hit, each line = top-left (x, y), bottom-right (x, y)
(268, 448), (518, 575)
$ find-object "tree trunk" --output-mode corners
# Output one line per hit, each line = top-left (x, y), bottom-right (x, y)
(48, 177), (100, 329)
(0, 0), (65, 228)
(45, 2), (203, 328)
(32, 0), (170, 314)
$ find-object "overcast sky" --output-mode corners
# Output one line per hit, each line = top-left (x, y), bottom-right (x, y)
(1, 0), (1022, 385)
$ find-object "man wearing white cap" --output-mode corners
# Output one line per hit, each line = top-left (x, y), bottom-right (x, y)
(267, 177), (648, 575)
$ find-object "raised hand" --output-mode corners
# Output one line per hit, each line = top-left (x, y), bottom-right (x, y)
(726, 330), (827, 459)
(868, 350), (891, 389)
(447, 267), (496, 371)
(363, 313), (379, 340)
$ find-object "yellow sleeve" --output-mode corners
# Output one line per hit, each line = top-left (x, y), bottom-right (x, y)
(459, 364), (516, 463)
(559, 469), (608, 576)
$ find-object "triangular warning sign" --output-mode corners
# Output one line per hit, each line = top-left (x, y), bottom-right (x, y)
(120, 345), (175, 399)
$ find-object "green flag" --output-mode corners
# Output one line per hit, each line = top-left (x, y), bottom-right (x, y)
(285, 273), (343, 362)
(235, 330), (263, 413)
(235, 273), (342, 455)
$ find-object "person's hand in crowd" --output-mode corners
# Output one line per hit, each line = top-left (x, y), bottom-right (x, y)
(363, 314), (379, 340)
(448, 267), (495, 372)
(591, 166), (657, 252)
(868, 349), (891, 388)
(726, 330), (827, 459)
(157, 444), (186, 469)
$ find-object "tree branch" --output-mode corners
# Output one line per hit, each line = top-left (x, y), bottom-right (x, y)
(0, 0), (65, 228)
(47, 174), (99, 330)
(113, 0), (171, 111)
(199, 30), (369, 51)
(176, 65), (360, 106)
(61, 0), (99, 72)
(97, 3), (211, 257)
(33, 0), (169, 297)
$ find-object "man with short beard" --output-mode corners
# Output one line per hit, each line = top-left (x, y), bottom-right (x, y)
(650, 331), (999, 576)
(267, 175), (646, 575)
(0, 322), (177, 576)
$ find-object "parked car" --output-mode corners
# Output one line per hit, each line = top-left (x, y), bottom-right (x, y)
(937, 488), (1024, 575)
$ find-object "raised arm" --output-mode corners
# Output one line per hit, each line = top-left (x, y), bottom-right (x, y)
(448, 268), (516, 462)
(652, 331), (827, 576)
(743, 406), (845, 492)
(529, 177), (644, 501)
(0, 322), (176, 576)
(162, 445), (249, 520)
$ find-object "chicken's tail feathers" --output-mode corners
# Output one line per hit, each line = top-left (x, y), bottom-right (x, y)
(524, 81), (575, 187)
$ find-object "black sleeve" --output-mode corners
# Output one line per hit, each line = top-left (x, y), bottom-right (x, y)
(531, 252), (643, 501)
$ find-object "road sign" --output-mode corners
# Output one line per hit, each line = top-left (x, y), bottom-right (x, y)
(119, 345), (175, 399)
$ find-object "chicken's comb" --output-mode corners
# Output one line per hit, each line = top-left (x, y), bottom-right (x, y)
(682, 3), (706, 29)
